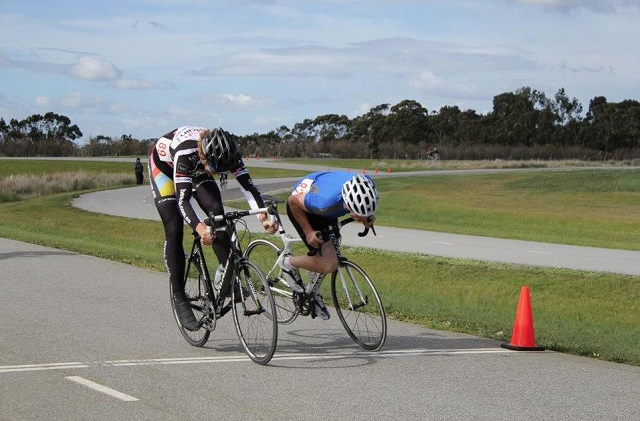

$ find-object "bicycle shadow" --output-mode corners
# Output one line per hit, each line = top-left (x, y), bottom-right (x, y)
(279, 326), (499, 353)
(267, 318), (503, 368)
(193, 316), (503, 368)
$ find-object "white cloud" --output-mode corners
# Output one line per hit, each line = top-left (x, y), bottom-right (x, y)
(516, 0), (640, 12)
(410, 71), (440, 90)
(58, 92), (106, 111)
(112, 78), (155, 90)
(35, 96), (51, 106)
(69, 55), (121, 81)
(220, 93), (258, 106)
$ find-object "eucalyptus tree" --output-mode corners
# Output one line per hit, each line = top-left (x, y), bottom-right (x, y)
(0, 112), (81, 156)
(584, 97), (640, 157)
(552, 88), (585, 147)
(386, 99), (429, 145)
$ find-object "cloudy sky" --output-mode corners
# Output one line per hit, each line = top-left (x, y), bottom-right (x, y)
(1, 0), (639, 142)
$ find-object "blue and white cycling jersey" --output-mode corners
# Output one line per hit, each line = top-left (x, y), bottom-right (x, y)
(291, 171), (374, 219)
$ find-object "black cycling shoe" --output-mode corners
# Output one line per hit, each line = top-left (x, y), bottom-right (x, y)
(174, 297), (199, 331)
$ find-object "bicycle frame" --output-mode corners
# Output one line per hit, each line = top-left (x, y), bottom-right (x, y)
(260, 201), (334, 296)
(254, 197), (365, 298)
(206, 208), (268, 307)
(246, 195), (387, 350)
(176, 206), (279, 364)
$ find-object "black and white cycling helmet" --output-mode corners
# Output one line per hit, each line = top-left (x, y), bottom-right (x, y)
(201, 128), (241, 172)
(341, 174), (379, 217)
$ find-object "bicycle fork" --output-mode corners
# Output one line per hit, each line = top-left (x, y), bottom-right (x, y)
(336, 264), (368, 311)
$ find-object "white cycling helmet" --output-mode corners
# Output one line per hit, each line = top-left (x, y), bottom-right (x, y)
(341, 174), (379, 217)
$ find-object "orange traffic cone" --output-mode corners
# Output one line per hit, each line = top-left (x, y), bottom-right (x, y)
(501, 286), (545, 351)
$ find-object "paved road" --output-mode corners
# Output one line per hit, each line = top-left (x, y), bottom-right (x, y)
(2, 238), (639, 420)
(73, 174), (640, 276)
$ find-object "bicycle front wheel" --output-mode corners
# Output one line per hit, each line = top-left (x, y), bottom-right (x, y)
(245, 239), (298, 324)
(331, 260), (387, 351)
(232, 260), (278, 365)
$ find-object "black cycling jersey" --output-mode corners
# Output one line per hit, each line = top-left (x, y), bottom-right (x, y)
(149, 126), (265, 230)
(148, 125), (265, 300)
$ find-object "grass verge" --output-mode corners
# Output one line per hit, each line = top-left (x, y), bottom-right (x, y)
(1, 159), (639, 366)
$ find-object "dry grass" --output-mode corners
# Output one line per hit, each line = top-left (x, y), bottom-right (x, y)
(0, 172), (133, 202)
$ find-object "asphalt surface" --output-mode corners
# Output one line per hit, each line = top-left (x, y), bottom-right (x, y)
(73, 170), (640, 276)
(2, 238), (640, 421)
(2, 160), (640, 420)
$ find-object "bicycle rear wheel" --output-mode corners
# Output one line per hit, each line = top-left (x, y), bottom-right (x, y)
(245, 239), (298, 324)
(232, 260), (278, 365)
(170, 252), (214, 347)
(331, 260), (387, 351)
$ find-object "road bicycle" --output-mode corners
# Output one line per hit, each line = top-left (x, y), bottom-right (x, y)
(245, 195), (387, 351)
(170, 207), (278, 365)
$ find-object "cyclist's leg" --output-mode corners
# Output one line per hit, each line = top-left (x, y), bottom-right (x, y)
(193, 176), (229, 265)
(285, 204), (337, 319)
(150, 152), (198, 331)
(285, 204), (339, 273)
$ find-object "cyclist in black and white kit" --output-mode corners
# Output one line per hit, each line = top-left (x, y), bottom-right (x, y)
(149, 126), (278, 331)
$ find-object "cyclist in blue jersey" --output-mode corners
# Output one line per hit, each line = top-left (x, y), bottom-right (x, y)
(280, 171), (379, 320)
(149, 126), (278, 331)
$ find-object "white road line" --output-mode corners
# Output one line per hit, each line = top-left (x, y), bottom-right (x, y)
(0, 348), (514, 374)
(65, 376), (139, 402)
(433, 241), (455, 245)
(0, 362), (89, 374)
(526, 250), (553, 255)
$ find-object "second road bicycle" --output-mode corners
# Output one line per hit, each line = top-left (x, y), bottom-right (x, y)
(245, 195), (387, 351)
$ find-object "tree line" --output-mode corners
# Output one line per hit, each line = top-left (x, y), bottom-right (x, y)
(2, 86), (639, 160)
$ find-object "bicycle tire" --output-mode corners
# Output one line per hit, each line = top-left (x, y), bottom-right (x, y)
(170, 252), (213, 347)
(245, 239), (298, 324)
(331, 260), (387, 351)
(232, 260), (278, 365)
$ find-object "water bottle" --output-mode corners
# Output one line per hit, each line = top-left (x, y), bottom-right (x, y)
(214, 264), (225, 290)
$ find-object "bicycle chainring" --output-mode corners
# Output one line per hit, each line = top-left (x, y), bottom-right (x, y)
(293, 291), (312, 316)
(200, 297), (217, 332)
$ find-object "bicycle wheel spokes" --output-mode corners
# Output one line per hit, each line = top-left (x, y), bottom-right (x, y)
(245, 239), (298, 324)
(232, 261), (278, 364)
(331, 261), (387, 351)
(171, 255), (213, 347)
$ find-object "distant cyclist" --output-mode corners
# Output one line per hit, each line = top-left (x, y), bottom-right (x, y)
(149, 126), (278, 331)
(280, 171), (378, 320)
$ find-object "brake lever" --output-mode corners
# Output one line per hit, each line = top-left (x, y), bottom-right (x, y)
(358, 226), (374, 237)
(358, 216), (377, 237)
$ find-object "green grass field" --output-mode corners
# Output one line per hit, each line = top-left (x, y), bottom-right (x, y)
(1, 158), (639, 366)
